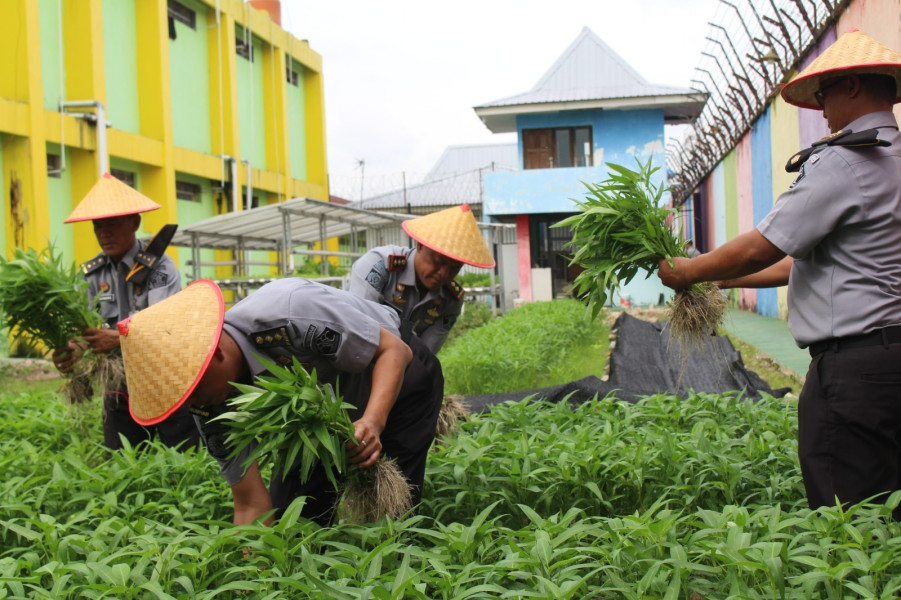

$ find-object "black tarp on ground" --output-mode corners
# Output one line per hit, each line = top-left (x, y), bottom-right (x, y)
(462, 312), (790, 413)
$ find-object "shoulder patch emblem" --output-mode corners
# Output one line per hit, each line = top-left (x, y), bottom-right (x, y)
(312, 327), (341, 355)
(365, 261), (389, 291)
(387, 254), (407, 271)
(148, 269), (169, 289)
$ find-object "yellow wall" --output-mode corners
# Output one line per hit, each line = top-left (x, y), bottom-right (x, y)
(0, 0), (328, 268)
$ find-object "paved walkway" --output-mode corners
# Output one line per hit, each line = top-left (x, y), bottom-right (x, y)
(721, 308), (811, 377)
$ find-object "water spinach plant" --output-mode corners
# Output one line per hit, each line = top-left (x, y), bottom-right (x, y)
(0, 244), (120, 403)
(555, 157), (726, 347)
(219, 355), (411, 523)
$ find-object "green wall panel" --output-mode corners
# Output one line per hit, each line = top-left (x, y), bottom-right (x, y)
(174, 172), (216, 284)
(722, 150), (738, 241)
(38, 0), (61, 111)
(287, 60), (307, 180)
(169, 0), (212, 154)
(236, 28), (267, 168)
(47, 143), (74, 261)
(103, 0), (140, 134)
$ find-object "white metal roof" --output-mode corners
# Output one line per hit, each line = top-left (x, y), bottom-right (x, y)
(357, 143), (519, 211)
(474, 27), (708, 132)
(169, 197), (407, 251)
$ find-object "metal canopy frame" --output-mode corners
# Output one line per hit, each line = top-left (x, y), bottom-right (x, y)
(169, 197), (510, 312)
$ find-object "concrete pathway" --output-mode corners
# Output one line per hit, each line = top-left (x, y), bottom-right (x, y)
(721, 308), (811, 377)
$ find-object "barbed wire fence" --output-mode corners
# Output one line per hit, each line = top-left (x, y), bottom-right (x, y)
(666, 0), (852, 205)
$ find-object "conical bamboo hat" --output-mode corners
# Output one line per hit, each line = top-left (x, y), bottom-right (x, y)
(401, 204), (496, 268)
(65, 173), (161, 223)
(118, 280), (224, 426)
(781, 29), (901, 109)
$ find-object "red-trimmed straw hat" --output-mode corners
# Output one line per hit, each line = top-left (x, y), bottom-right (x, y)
(781, 29), (901, 109)
(117, 280), (224, 426)
(401, 204), (496, 268)
(65, 172), (161, 223)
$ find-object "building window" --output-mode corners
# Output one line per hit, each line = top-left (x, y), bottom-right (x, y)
(168, 0), (196, 30)
(236, 28), (254, 62)
(522, 127), (592, 170)
(286, 65), (299, 86)
(47, 154), (61, 178)
(110, 169), (136, 188)
(176, 181), (202, 202)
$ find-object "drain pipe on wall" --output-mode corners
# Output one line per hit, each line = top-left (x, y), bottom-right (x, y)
(61, 100), (109, 178)
(242, 159), (252, 210)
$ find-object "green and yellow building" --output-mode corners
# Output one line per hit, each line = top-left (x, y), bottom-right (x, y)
(0, 0), (327, 277)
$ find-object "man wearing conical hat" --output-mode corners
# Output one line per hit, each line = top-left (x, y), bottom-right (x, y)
(657, 30), (901, 516)
(117, 277), (444, 526)
(349, 204), (495, 354)
(52, 173), (199, 451)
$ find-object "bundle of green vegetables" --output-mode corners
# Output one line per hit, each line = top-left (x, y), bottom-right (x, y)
(220, 356), (412, 523)
(554, 158), (725, 346)
(0, 244), (120, 403)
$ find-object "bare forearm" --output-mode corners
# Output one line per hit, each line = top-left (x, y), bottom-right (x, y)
(659, 230), (786, 289)
(719, 256), (793, 289)
(363, 329), (412, 430)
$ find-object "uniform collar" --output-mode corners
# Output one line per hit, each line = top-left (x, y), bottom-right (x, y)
(845, 110), (898, 132)
(107, 240), (142, 270)
(398, 248), (418, 286)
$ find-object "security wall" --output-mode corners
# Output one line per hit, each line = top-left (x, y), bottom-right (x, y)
(679, 1), (901, 320)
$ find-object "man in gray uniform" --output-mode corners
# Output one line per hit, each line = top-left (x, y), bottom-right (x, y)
(52, 173), (199, 451)
(349, 204), (496, 354)
(118, 278), (444, 526)
(657, 30), (901, 516)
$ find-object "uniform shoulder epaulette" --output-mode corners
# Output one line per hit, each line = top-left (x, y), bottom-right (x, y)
(445, 279), (465, 300)
(387, 254), (407, 271)
(786, 128), (892, 173)
(80, 253), (108, 275)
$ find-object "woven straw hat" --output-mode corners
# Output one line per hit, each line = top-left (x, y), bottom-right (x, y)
(65, 172), (161, 223)
(402, 204), (495, 268)
(781, 29), (901, 109)
(117, 280), (224, 426)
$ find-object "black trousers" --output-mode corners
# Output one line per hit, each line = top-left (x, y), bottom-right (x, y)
(269, 335), (445, 524)
(103, 383), (201, 451)
(799, 343), (901, 518)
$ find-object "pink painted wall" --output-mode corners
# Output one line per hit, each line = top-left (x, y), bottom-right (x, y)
(516, 214), (532, 303)
(703, 176), (716, 252)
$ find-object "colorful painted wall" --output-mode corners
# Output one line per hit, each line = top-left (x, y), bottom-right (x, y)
(0, 0), (328, 285)
(681, 2), (901, 321)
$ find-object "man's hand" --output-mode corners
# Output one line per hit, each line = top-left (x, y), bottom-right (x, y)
(51, 340), (84, 373)
(82, 327), (120, 354)
(347, 418), (384, 468)
(657, 257), (694, 290)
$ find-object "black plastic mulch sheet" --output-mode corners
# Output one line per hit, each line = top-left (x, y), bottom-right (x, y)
(461, 312), (791, 413)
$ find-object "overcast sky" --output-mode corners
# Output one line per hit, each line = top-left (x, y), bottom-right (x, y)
(279, 0), (722, 199)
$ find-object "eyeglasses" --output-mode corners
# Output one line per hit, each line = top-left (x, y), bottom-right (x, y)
(814, 77), (847, 107)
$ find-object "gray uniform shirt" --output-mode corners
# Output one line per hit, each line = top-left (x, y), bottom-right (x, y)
(349, 245), (463, 353)
(223, 277), (401, 383)
(82, 240), (181, 327)
(757, 111), (901, 347)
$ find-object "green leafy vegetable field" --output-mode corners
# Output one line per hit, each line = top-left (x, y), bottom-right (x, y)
(3, 386), (901, 598)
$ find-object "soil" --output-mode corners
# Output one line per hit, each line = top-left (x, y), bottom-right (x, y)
(0, 358), (61, 382)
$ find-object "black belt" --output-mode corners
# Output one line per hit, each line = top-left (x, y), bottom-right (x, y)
(808, 326), (901, 357)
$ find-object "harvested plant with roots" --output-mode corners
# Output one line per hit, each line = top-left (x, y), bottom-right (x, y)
(219, 356), (413, 523)
(555, 158), (726, 348)
(0, 244), (119, 403)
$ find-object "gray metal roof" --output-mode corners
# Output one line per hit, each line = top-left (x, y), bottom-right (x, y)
(357, 143), (519, 212)
(474, 27), (708, 132)
(169, 197), (406, 251)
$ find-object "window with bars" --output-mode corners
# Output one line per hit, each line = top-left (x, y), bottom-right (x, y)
(110, 169), (136, 188)
(176, 181), (202, 202)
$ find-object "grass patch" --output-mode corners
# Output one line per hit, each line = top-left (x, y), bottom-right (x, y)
(440, 299), (608, 395)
